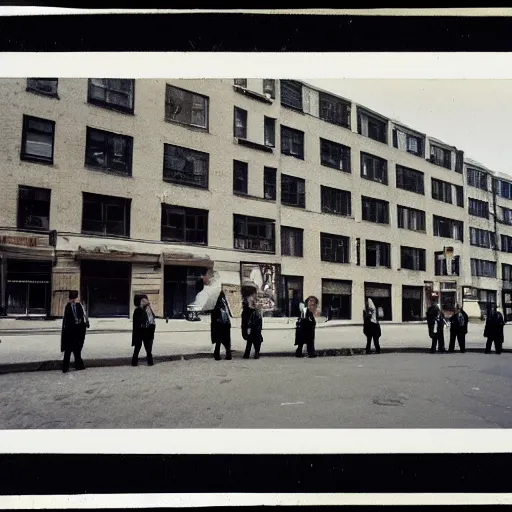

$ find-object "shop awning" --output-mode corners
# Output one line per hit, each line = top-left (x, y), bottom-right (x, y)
(74, 246), (160, 264)
(162, 251), (213, 268)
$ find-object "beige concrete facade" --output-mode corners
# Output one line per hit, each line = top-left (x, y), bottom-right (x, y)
(0, 77), (509, 321)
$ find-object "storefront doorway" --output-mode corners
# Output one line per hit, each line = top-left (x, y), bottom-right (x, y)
(322, 279), (352, 320)
(164, 265), (206, 319)
(5, 260), (52, 316)
(279, 275), (303, 318)
(364, 282), (392, 321)
(80, 260), (131, 317)
(402, 285), (423, 321)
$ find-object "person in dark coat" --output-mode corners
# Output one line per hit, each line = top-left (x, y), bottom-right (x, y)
(211, 290), (232, 361)
(448, 304), (469, 353)
(131, 294), (156, 366)
(295, 296), (319, 358)
(484, 304), (505, 354)
(60, 290), (89, 373)
(426, 296), (446, 353)
(363, 298), (381, 354)
(242, 294), (264, 359)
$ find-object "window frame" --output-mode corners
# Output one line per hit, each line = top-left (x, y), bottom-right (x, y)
(20, 114), (56, 165)
(16, 185), (52, 232)
(429, 143), (452, 170)
(163, 143), (209, 190)
(396, 164), (425, 195)
(161, 204), (208, 245)
(280, 125), (305, 160)
(471, 258), (497, 278)
(361, 196), (390, 225)
(263, 79), (276, 99)
(360, 152), (388, 185)
(233, 160), (249, 195)
(263, 167), (277, 201)
(467, 168), (488, 191)
(397, 205), (426, 232)
(320, 138), (351, 173)
(400, 246), (426, 272)
(81, 192), (131, 238)
(281, 174), (306, 209)
(233, 106), (248, 139)
(233, 214), (276, 254)
(365, 240), (391, 268)
(87, 78), (135, 114)
(319, 92), (351, 128)
(433, 215), (464, 242)
(468, 197), (490, 219)
(165, 84), (209, 131)
(26, 78), (59, 98)
(357, 108), (388, 144)
(470, 227), (495, 249)
(320, 232), (350, 264)
(85, 126), (133, 176)
(264, 116), (276, 148)
(320, 185), (352, 217)
(392, 127), (425, 157)
(280, 80), (303, 111)
(281, 226), (304, 258)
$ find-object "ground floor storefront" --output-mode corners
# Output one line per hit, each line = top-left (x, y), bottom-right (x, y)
(0, 233), (469, 322)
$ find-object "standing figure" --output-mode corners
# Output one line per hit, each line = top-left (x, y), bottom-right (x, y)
(211, 290), (233, 361)
(60, 290), (89, 373)
(131, 294), (156, 366)
(295, 296), (319, 358)
(242, 294), (264, 359)
(363, 298), (381, 354)
(448, 304), (469, 353)
(426, 296), (446, 353)
(484, 304), (505, 354)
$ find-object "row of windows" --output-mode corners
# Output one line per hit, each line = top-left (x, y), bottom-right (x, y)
(17, 183), (468, 244)
(27, 78), (466, 184)
(279, 80), (464, 172)
(19, 113), (466, 212)
(466, 166), (512, 205)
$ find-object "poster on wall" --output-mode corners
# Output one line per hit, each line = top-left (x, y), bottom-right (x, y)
(240, 262), (281, 316)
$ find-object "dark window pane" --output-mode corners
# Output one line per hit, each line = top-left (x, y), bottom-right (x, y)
(88, 79), (135, 113)
(27, 78), (58, 96)
(85, 128), (132, 175)
(165, 85), (208, 129)
(163, 144), (209, 189)
(82, 193), (130, 237)
(281, 174), (306, 208)
(21, 115), (55, 163)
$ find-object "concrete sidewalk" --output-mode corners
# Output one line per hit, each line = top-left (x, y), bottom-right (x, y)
(0, 323), (509, 375)
(0, 316), (428, 335)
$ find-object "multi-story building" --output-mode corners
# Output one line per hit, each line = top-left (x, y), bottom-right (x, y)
(463, 158), (512, 321)
(0, 77), (499, 323)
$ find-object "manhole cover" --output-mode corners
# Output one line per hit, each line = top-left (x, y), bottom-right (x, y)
(373, 397), (404, 406)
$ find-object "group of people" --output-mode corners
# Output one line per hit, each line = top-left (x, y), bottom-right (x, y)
(426, 297), (505, 355)
(59, 288), (506, 372)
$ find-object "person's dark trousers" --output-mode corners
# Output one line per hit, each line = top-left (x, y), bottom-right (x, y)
(366, 335), (381, 354)
(457, 333), (466, 353)
(214, 340), (232, 360)
(448, 331), (457, 352)
(132, 337), (154, 366)
(431, 333), (445, 353)
(244, 339), (261, 359)
(62, 345), (85, 373)
(486, 337), (502, 354)
(306, 340), (317, 358)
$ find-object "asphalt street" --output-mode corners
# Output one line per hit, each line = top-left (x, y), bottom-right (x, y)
(0, 352), (510, 428)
